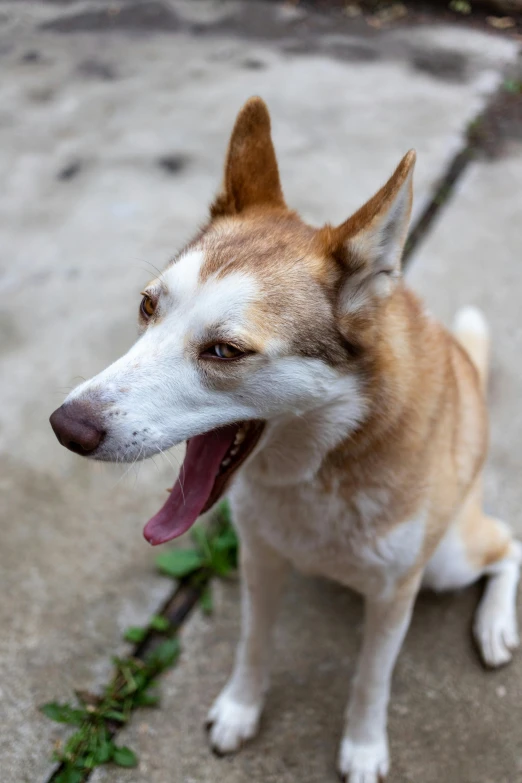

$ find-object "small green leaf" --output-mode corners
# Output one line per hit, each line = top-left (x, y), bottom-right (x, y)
(84, 725), (113, 765)
(216, 499), (232, 526)
(156, 548), (204, 578)
(112, 745), (139, 768)
(449, 0), (471, 13)
(90, 742), (113, 768)
(150, 615), (170, 632)
(504, 79), (522, 95)
(146, 637), (180, 670)
(54, 768), (84, 783)
(104, 710), (126, 723)
(92, 737), (114, 765)
(135, 690), (159, 707)
(123, 626), (147, 644)
(61, 726), (89, 759)
(39, 702), (85, 726)
(200, 585), (213, 615)
(213, 528), (238, 552)
(191, 524), (212, 561)
(208, 548), (233, 577)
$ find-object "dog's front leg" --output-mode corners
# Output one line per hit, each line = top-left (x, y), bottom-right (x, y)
(207, 535), (288, 755)
(339, 574), (421, 783)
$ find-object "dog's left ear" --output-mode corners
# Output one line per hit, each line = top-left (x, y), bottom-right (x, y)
(319, 150), (415, 309)
(210, 96), (286, 218)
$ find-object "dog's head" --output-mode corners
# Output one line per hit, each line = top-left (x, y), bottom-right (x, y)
(50, 97), (415, 544)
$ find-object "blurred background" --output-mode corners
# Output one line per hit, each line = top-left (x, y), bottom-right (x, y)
(1, 1), (521, 782)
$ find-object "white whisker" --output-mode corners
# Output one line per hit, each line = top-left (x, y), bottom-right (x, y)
(112, 444), (144, 488)
(158, 445), (185, 505)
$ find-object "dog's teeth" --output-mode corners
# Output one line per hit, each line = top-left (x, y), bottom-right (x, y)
(234, 430), (246, 445)
(230, 446), (239, 456)
(221, 458), (231, 468)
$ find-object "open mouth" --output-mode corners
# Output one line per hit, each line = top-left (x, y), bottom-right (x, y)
(143, 420), (265, 546)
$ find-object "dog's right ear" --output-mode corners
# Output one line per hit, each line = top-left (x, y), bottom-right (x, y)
(210, 97), (286, 218)
(317, 151), (415, 314)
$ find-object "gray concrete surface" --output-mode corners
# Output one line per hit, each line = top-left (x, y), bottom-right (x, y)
(0, 1), (520, 781)
(409, 147), (522, 537)
(91, 576), (522, 783)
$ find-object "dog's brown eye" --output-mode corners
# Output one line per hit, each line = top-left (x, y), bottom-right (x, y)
(140, 294), (155, 318)
(204, 343), (244, 360)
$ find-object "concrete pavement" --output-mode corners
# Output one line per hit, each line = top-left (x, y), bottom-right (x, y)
(0, 1), (520, 781)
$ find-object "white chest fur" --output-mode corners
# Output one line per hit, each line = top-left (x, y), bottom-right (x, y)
(229, 473), (426, 600)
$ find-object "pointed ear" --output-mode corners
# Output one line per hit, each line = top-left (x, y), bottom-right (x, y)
(210, 97), (286, 218)
(319, 150), (415, 309)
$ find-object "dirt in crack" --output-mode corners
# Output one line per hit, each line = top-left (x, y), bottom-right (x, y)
(404, 59), (522, 268)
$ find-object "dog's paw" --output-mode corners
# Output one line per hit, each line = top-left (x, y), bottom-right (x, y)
(206, 690), (262, 755)
(338, 736), (389, 783)
(474, 606), (519, 668)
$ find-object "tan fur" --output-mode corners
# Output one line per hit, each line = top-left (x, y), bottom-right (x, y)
(210, 97), (286, 218)
(194, 124), (489, 576)
(188, 99), (518, 602)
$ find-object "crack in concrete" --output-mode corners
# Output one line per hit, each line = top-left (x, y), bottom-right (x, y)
(404, 61), (522, 267)
(45, 580), (202, 783)
(404, 146), (472, 268)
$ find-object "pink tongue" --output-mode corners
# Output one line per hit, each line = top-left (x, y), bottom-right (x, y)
(143, 426), (237, 546)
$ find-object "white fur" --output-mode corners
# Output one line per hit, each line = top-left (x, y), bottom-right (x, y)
(337, 580), (418, 783)
(474, 558), (520, 667)
(473, 540), (521, 667)
(453, 305), (489, 340)
(207, 539), (287, 755)
(207, 694), (262, 754)
(247, 377), (367, 487)
(340, 279), (372, 315)
(423, 523), (479, 592)
(371, 515), (426, 596)
(338, 737), (389, 783)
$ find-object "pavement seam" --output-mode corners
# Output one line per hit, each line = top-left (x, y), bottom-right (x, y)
(404, 66), (521, 269)
(42, 513), (237, 783)
(44, 580), (202, 783)
(403, 146), (472, 268)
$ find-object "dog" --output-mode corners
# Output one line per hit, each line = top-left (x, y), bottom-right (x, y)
(50, 97), (520, 782)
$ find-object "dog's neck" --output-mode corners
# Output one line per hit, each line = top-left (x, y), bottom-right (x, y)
(243, 379), (368, 487)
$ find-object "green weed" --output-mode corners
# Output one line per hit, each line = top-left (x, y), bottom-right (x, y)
(155, 500), (238, 614)
(503, 79), (522, 95)
(41, 638), (179, 781)
(41, 501), (237, 781)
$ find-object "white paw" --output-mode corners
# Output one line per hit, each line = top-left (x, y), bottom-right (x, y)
(206, 689), (262, 755)
(338, 736), (390, 783)
(474, 607), (520, 668)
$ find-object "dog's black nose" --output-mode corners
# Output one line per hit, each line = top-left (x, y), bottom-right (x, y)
(50, 403), (105, 455)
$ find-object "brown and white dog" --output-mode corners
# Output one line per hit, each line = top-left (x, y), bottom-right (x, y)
(50, 98), (520, 782)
